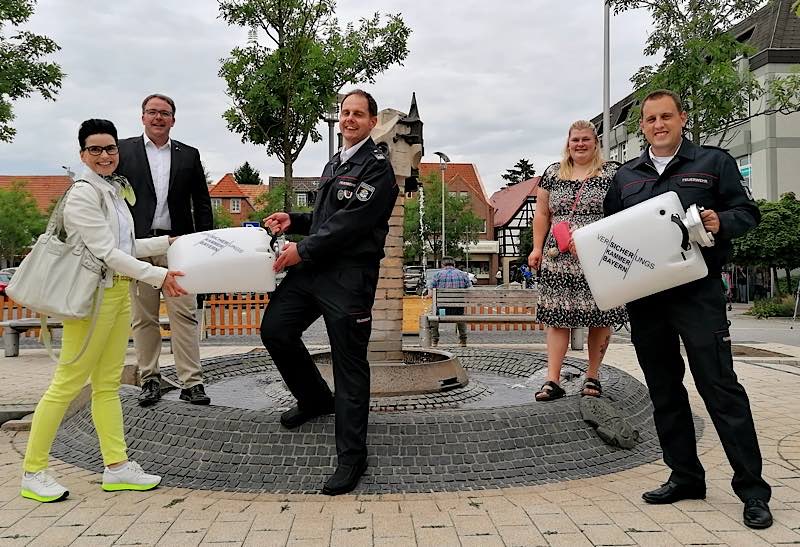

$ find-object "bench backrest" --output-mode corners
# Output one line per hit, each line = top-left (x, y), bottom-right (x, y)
(432, 287), (542, 331)
(433, 288), (539, 309)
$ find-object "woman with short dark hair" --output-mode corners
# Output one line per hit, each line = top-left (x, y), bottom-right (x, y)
(20, 119), (186, 503)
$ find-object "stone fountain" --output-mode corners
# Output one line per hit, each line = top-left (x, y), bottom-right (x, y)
(312, 92), (469, 397)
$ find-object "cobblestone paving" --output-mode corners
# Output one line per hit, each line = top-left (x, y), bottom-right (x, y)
(51, 349), (665, 494)
(2, 338), (800, 545)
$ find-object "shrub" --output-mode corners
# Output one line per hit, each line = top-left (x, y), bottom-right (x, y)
(747, 295), (796, 319)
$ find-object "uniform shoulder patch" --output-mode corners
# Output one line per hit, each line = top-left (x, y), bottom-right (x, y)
(356, 181), (376, 201)
(372, 148), (387, 161)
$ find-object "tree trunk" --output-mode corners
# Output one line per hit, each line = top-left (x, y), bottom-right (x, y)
(785, 267), (793, 295)
(771, 265), (780, 295)
(283, 159), (293, 212)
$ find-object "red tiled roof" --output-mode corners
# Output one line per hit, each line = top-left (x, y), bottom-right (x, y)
(0, 175), (72, 212)
(490, 177), (540, 227)
(418, 163), (491, 205)
(209, 174), (248, 198)
(238, 183), (269, 203)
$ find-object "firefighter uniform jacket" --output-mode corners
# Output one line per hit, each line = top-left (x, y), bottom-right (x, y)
(604, 138), (760, 276)
(287, 137), (398, 270)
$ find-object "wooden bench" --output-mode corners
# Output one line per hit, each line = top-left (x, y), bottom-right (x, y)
(419, 288), (584, 349)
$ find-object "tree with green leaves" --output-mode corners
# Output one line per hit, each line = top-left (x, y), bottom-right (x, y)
(218, 0), (410, 211)
(609, 0), (800, 145)
(501, 159), (536, 185)
(403, 174), (483, 263)
(0, 0), (64, 143)
(793, 0), (800, 16)
(234, 161), (263, 185)
(212, 203), (235, 229)
(0, 181), (46, 264)
(732, 193), (800, 294)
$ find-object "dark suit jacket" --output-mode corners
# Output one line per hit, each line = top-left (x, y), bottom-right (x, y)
(117, 136), (213, 238)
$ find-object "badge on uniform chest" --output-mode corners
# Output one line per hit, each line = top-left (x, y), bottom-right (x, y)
(337, 189), (353, 200)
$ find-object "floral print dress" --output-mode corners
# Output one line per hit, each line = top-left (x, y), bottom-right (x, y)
(536, 161), (628, 328)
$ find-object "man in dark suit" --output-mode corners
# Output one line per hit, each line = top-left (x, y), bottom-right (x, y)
(117, 93), (213, 407)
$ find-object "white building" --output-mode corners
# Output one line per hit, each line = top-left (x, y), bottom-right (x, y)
(593, 0), (800, 201)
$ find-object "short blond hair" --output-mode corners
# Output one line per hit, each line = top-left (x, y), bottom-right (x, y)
(558, 120), (604, 180)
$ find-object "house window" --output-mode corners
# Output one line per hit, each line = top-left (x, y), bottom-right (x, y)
(230, 198), (241, 213)
(609, 147), (619, 162)
(460, 191), (468, 198)
(297, 193), (308, 207)
(619, 142), (628, 162)
(211, 198), (222, 208)
(480, 220), (487, 234)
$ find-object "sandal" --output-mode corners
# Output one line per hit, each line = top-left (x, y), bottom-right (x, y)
(535, 381), (565, 402)
(582, 377), (602, 398)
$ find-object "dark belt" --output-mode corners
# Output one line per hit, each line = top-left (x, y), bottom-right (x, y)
(149, 229), (172, 236)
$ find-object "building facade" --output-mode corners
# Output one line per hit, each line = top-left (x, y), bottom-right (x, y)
(592, 0), (800, 201)
(490, 177), (539, 281)
(417, 163), (499, 284)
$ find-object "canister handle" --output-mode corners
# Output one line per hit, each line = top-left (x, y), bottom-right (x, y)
(670, 213), (691, 251)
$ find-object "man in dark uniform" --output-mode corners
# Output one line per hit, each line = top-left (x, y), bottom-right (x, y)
(604, 89), (772, 529)
(260, 89), (398, 496)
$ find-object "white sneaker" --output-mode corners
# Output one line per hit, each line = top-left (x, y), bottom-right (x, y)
(21, 470), (69, 503)
(102, 460), (161, 492)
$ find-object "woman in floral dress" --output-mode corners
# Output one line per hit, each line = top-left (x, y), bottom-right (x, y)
(528, 120), (627, 401)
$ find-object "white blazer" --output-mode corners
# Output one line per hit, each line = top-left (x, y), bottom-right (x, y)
(63, 168), (169, 288)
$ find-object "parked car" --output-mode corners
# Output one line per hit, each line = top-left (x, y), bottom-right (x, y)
(0, 267), (17, 277)
(0, 272), (11, 295)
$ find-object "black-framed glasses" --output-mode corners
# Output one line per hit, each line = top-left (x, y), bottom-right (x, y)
(83, 145), (119, 156)
(144, 109), (174, 118)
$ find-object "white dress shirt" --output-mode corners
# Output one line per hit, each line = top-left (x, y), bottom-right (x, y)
(144, 134), (172, 231)
(338, 136), (370, 164)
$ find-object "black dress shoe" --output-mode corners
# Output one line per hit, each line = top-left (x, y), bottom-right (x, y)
(180, 384), (211, 405)
(280, 402), (334, 429)
(138, 378), (162, 407)
(743, 498), (773, 529)
(642, 481), (706, 504)
(322, 461), (367, 496)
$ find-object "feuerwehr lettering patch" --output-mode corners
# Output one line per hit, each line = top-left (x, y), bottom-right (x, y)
(356, 182), (375, 201)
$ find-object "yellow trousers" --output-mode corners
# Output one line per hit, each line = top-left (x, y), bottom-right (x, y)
(24, 280), (132, 472)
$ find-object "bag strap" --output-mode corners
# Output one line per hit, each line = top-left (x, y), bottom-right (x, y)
(39, 178), (109, 365)
(40, 286), (105, 365)
(568, 178), (589, 220)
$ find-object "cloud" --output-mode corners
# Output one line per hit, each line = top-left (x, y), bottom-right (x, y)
(0, 0), (654, 196)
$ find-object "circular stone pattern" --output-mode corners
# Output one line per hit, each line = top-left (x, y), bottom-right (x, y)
(53, 348), (675, 494)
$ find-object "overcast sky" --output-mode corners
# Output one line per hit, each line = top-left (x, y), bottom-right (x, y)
(0, 1), (654, 196)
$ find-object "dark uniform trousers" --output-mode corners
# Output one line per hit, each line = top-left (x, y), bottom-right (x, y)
(260, 265), (378, 466)
(627, 276), (770, 502)
(607, 138), (769, 503)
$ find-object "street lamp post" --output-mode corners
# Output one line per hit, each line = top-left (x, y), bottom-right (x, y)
(323, 94), (345, 159)
(602, 1), (611, 158)
(434, 152), (450, 267)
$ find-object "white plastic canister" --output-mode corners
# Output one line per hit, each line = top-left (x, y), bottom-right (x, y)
(166, 227), (276, 293)
(572, 191), (708, 310)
